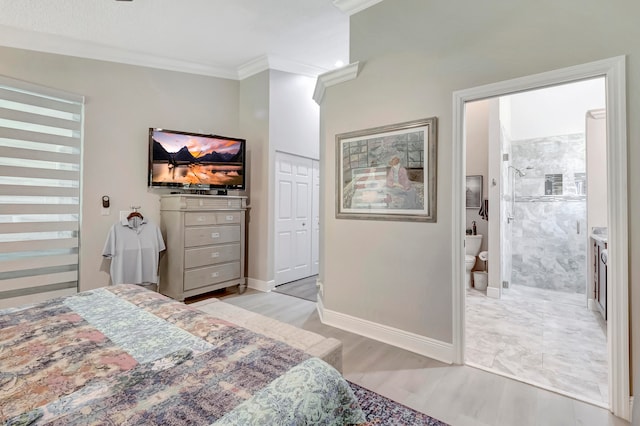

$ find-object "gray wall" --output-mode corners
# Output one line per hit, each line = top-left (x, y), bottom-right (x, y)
(0, 45), (240, 292)
(239, 71), (271, 285)
(0, 47), (320, 297)
(239, 70), (320, 287)
(320, 0), (639, 383)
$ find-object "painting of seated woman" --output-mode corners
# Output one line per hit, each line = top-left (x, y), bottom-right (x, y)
(336, 117), (437, 222)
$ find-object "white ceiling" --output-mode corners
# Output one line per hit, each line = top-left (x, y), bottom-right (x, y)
(0, 0), (381, 79)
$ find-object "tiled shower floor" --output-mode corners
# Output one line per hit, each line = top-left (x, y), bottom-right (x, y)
(465, 285), (608, 405)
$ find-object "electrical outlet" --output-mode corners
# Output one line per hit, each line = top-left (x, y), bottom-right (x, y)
(502, 280), (510, 288)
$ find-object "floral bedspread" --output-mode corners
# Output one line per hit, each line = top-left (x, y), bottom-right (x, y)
(0, 284), (365, 425)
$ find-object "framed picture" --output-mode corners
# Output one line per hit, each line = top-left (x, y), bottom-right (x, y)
(466, 175), (483, 209)
(335, 117), (437, 222)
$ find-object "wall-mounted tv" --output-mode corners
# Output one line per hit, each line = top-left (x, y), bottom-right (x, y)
(148, 128), (245, 190)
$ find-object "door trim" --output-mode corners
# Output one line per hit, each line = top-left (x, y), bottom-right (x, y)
(451, 56), (629, 419)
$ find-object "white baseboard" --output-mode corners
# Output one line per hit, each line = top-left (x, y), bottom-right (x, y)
(247, 278), (275, 293)
(486, 286), (500, 299)
(316, 292), (325, 322)
(318, 304), (453, 364)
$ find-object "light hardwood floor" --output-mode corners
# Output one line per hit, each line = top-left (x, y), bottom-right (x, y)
(215, 288), (629, 426)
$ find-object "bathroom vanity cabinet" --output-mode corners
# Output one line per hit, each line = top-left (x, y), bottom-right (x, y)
(591, 236), (607, 320)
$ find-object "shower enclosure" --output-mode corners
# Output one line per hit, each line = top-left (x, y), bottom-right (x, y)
(504, 135), (587, 294)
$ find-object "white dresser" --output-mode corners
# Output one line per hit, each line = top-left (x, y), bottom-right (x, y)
(159, 194), (247, 301)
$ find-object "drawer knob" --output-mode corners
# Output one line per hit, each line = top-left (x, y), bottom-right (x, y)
(226, 215), (234, 221)
(211, 272), (219, 278)
(197, 216), (205, 221)
(211, 252), (220, 258)
(211, 232), (220, 239)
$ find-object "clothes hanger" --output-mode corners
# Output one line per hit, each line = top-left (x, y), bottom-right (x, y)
(127, 206), (143, 220)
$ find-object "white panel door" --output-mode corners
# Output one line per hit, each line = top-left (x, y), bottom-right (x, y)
(311, 160), (320, 275)
(275, 152), (313, 285)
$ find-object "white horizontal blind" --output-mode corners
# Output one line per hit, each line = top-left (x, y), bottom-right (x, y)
(0, 76), (83, 301)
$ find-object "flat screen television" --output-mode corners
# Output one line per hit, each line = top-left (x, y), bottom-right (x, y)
(148, 128), (245, 190)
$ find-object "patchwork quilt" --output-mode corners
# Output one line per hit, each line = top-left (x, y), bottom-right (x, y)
(0, 284), (365, 425)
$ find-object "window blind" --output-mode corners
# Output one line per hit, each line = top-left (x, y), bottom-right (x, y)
(0, 76), (83, 302)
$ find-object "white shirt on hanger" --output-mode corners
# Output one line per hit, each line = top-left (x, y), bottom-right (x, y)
(102, 216), (166, 285)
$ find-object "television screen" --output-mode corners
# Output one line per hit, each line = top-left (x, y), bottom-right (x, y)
(148, 128), (245, 190)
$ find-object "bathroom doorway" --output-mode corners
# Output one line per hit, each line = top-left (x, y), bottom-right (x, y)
(464, 78), (608, 405)
(452, 57), (630, 419)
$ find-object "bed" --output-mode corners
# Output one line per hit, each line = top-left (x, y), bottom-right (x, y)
(0, 284), (365, 425)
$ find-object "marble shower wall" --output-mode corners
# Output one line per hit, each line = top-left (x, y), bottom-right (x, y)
(510, 134), (587, 294)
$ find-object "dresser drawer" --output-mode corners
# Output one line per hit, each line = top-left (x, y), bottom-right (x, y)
(185, 211), (242, 226)
(185, 243), (241, 268)
(184, 225), (240, 247)
(184, 262), (241, 290)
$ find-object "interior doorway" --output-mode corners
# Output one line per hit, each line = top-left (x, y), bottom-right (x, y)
(463, 78), (608, 405)
(274, 151), (319, 286)
(452, 57), (630, 420)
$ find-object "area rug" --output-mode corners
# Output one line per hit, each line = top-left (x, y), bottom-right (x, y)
(349, 381), (449, 426)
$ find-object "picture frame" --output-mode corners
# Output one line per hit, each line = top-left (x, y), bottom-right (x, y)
(465, 175), (483, 209)
(335, 117), (437, 222)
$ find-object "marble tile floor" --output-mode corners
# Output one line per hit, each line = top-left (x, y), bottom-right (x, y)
(465, 285), (608, 406)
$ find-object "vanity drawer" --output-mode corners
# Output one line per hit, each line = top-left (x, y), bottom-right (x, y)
(184, 262), (241, 291)
(185, 211), (242, 226)
(184, 225), (240, 247)
(185, 243), (240, 268)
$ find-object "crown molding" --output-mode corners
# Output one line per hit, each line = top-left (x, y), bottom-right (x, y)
(332, 0), (384, 15)
(0, 25), (328, 81)
(587, 108), (606, 120)
(237, 55), (327, 80)
(0, 25), (238, 79)
(313, 61), (361, 104)
(236, 56), (271, 80)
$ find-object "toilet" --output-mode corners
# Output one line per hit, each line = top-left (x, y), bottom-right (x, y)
(465, 235), (483, 288)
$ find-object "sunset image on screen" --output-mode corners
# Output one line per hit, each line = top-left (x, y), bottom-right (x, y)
(151, 130), (243, 187)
